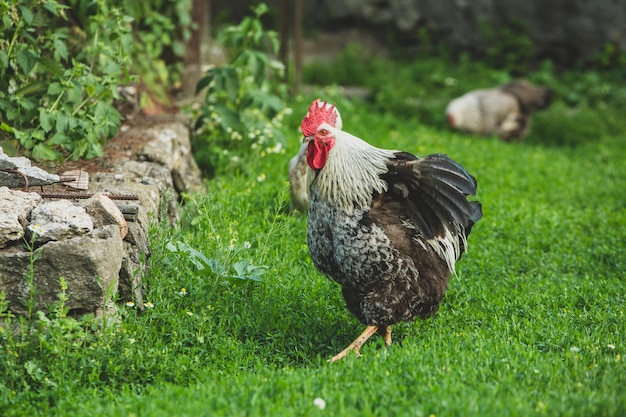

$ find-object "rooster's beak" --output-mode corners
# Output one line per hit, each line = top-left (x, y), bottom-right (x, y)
(302, 136), (314, 144)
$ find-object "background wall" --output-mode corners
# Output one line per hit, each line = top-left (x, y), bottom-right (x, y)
(212, 0), (626, 66)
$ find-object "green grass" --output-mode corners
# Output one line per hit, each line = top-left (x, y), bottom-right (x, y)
(1, 56), (625, 416)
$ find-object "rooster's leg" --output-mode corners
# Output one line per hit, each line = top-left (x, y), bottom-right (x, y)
(382, 326), (392, 347)
(330, 325), (378, 362)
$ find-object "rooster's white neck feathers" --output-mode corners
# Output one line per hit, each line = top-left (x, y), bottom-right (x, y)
(312, 126), (395, 213)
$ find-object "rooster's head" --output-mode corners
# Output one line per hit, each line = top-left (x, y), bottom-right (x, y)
(301, 99), (343, 170)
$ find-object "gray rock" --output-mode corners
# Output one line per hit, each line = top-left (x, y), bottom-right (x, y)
(0, 187), (41, 248)
(87, 174), (153, 308)
(0, 225), (123, 315)
(28, 200), (93, 243)
(139, 119), (203, 195)
(90, 171), (163, 223)
(0, 146), (60, 187)
(80, 193), (128, 239)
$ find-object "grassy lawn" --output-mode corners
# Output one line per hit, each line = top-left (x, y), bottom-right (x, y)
(1, 56), (625, 416)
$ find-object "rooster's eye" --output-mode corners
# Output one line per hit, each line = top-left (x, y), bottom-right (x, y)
(319, 128), (328, 136)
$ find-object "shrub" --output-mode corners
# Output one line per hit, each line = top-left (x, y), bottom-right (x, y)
(191, 3), (288, 177)
(0, 0), (134, 160)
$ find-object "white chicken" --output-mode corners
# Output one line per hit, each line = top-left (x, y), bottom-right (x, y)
(445, 80), (552, 141)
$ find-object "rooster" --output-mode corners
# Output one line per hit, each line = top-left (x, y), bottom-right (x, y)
(445, 80), (552, 141)
(301, 99), (482, 362)
(288, 101), (343, 212)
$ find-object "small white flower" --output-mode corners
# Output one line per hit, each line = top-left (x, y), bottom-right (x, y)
(570, 346), (581, 353)
(29, 223), (44, 235)
(144, 301), (154, 309)
(313, 398), (326, 410)
(243, 241), (251, 249)
(607, 344), (616, 349)
(256, 173), (266, 182)
(126, 301), (135, 307)
(267, 143), (283, 154)
(186, 311), (194, 316)
(228, 244), (235, 251)
(179, 288), (188, 296)
(129, 338), (136, 344)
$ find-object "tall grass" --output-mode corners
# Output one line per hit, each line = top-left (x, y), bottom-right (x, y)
(1, 55), (625, 416)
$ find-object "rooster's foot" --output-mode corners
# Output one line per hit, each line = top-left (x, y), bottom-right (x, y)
(329, 325), (379, 362)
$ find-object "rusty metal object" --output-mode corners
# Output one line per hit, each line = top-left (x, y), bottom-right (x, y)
(1, 168), (30, 190)
(36, 191), (139, 201)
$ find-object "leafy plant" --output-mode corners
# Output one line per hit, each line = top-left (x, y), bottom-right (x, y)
(192, 3), (288, 176)
(108, 0), (193, 104)
(165, 239), (265, 283)
(0, 0), (133, 160)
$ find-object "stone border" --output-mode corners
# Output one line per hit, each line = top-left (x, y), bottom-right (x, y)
(0, 115), (203, 317)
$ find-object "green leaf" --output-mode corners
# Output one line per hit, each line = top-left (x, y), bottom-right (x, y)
(48, 132), (69, 145)
(223, 69), (240, 102)
(53, 39), (69, 62)
(47, 82), (63, 96)
(17, 50), (37, 75)
(38, 57), (65, 77)
(43, 0), (66, 17)
(18, 96), (37, 111)
(15, 81), (48, 97)
(213, 104), (241, 130)
(171, 40), (185, 57)
(0, 50), (8, 73)
(32, 143), (58, 161)
(19, 6), (33, 25)
(230, 260), (265, 282)
(55, 113), (70, 133)
(196, 73), (214, 95)
(67, 86), (83, 105)
(39, 108), (55, 133)
(0, 122), (14, 133)
(94, 101), (108, 121)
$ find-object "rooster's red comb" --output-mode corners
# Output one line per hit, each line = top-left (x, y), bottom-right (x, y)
(300, 99), (338, 136)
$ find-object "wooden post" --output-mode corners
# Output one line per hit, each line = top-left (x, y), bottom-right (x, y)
(294, 0), (302, 93)
(183, 0), (211, 96)
(279, 0), (289, 84)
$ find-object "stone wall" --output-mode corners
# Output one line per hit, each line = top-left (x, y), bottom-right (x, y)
(215, 0), (626, 65)
(0, 115), (202, 317)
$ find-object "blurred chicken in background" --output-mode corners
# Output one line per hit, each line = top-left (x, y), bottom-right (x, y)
(446, 80), (553, 141)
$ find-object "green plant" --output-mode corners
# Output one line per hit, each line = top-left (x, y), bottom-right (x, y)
(0, 0), (134, 160)
(302, 43), (384, 87)
(481, 19), (534, 75)
(63, 0), (193, 107)
(192, 3), (288, 176)
(164, 239), (266, 283)
(587, 41), (626, 70)
(111, 0), (193, 104)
